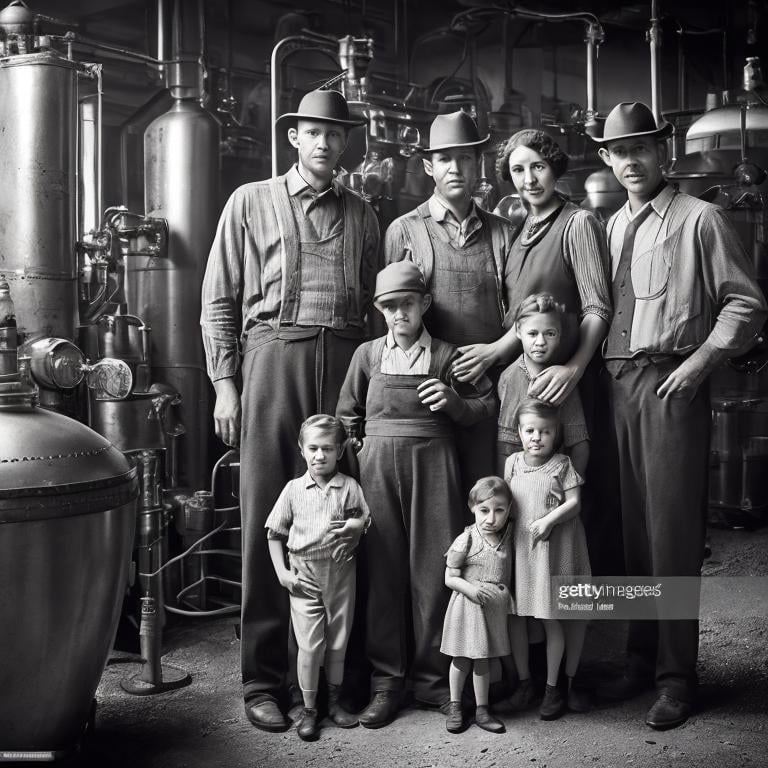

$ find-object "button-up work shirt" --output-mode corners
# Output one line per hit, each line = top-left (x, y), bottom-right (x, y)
(265, 471), (370, 559)
(605, 184), (766, 355)
(428, 195), (483, 248)
(380, 326), (432, 374)
(287, 165), (343, 237)
(200, 165), (380, 381)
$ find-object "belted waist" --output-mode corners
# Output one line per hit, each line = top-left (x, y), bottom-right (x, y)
(365, 418), (454, 438)
(243, 322), (365, 352)
(605, 352), (686, 379)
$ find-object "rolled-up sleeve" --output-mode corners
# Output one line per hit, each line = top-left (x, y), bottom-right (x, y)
(699, 208), (767, 351)
(563, 210), (612, 324)
(201, 190), (245, 381)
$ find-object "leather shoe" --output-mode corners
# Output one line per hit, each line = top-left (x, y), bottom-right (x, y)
(496, 678), (536, 713)
(445, 701), (464, 733)
(327, 683), (359, 728)
(596, 674), (654, 702)
(567, 685), (592, 713)
(645, 693), (691, 730)
(474, 705), (505, 733)
(245, 699), (289, 732)
(539, 684), (565, 720)
(358, 690), (400, 729)
(297, 707), (319, 741)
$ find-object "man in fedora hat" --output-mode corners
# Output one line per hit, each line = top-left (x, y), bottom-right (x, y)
(201, 87), (380, 732)
(593, 101), (766, 729)
(384, 110), (517, 495)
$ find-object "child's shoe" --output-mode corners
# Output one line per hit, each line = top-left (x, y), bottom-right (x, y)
(445, 701), (464, 733)
(539, 684), (565, 720)
(502, 678), (536, 712)
(297, 707), (319, 741)
(567, 685), (592, 713)
(475, 705), (505, 733)
(327, 684), (359, 728)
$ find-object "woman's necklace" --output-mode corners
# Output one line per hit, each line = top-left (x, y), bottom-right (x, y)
(521, 203), (563, 245)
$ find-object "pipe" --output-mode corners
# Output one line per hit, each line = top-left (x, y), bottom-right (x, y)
(584, 21), (603, 122)
(157, 0), (167, 78)
(648, 0), (662, 124)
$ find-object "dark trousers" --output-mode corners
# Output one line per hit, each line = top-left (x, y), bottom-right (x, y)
(239, 329), (361, 705)
(360, 435), (465, 705)
(607, 361), (709, 702)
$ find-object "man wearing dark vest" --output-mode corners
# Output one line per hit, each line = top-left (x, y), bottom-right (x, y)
(201, 89), (380, 731)
(593, 101), (766, 729)
(384, 111), (517, 491)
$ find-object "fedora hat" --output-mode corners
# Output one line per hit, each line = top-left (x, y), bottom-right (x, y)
(276, 88), (367, 129)
(420, 110), (489, 153)
(590, 101), (673, 144)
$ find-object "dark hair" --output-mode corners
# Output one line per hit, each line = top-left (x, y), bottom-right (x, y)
(468, 476), (513, 507)
(298, 414), (346, 447)
(496, 129), (569, 183)
(514, 398), (561, 430)
(513, 292), (565, 327)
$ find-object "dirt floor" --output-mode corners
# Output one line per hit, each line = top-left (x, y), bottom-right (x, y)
(40, 525), (768, 768)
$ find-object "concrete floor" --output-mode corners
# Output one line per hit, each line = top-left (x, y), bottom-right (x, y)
(54, 525), (768, 768)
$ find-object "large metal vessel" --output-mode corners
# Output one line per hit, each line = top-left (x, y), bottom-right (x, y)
(129, 95), (219, 490)
(0, 380), (138, 756)
(0, 51), (78, 343)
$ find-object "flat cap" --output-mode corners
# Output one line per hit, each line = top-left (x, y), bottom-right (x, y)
(374, 261), (427, 300)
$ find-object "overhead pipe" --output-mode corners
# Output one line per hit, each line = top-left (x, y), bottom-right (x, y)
(647, 0), (662, 124)
(584, 20), (604, 132)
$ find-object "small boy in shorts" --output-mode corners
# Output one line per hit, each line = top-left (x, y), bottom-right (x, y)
(265, 414), (370, 741)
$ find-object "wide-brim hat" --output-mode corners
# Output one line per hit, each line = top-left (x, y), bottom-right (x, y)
(419, 110), (490, 153)
(374, 261), (427, 301)
(589, 101), (673, 144)
(276, 88), (367, 129)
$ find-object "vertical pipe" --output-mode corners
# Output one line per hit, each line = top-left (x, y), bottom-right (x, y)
(157, 0), (166, 77)
(270, 41), (280, 178)
(648, 0), (662, 124)
(96, 65), (103, 229)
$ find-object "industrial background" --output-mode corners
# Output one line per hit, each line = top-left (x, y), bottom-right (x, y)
(0, 0), (767, 766)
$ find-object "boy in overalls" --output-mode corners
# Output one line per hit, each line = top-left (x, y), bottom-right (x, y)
(336, 261), (497, 728)
(383, 111), (517, 493)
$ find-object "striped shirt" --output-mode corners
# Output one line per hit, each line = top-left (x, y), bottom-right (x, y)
(265, 471), (370, 559)
(380, 326), (432, 374)
(543, 207), (612, 323)
(287, 164), (343, 236)
(606, 184), (766, 354)
(200, 165), (380, 381)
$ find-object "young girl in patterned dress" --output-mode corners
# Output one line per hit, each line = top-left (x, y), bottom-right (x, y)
(440, 477), (515, 734)
(505, 399), (591, 720)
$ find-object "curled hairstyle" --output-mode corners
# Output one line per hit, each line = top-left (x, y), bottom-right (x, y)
(496, 129), (569, 183)
(298, 414), (347, 447)
(513, 292), (565, 327)
(468, 476), (513, 508)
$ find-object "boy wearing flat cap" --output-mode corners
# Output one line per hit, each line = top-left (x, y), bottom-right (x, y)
(593, 101), (766, 729)
(336, 261), (497, 727)
(201, 88), (380, 732)
(384, 111), (517, 495)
